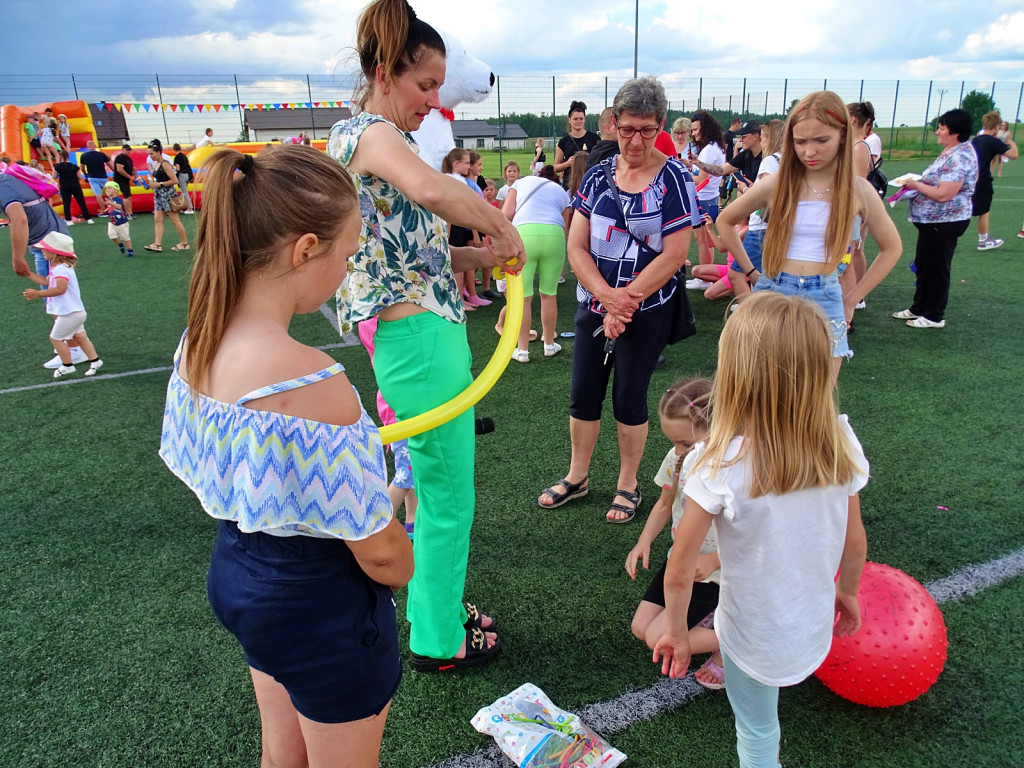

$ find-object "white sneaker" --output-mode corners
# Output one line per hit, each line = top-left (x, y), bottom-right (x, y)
(43, 348), (88, 369)
(84, 359), (104, 376)
(511, 348), (530, 363)
(66, 220), (75, 226)
(978, 238), (1003, 250)
(855, 301), (866, 310)
(543, 342), (562, 357)
(86, 219), (95, 224)
(686, 278), (712, 290)
(53, 364), (76, 378)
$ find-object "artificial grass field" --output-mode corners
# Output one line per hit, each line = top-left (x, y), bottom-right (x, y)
(1, 157), (1023, 767)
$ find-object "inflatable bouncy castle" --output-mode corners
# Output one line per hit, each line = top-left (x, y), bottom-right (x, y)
(1, 100), (327, 216)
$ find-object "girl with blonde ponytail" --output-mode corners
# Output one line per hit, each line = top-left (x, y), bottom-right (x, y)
(161, 144), (414, 766)
(715, 91), (902, 381)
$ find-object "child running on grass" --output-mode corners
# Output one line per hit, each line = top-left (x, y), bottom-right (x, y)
(654, 292), (868, 768)
(22, 232), (103, 379)
(103, 182), (133, 257)
(625, 377), (725, 689)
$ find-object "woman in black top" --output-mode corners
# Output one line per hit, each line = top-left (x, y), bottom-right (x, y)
(172, 143), (195, 213)
(52, 150), (91, 223)
(554, 100), (600, 188)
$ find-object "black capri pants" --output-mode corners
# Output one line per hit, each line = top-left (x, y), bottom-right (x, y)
(59, 184), (89, 221)
(570, 300), (672, 426)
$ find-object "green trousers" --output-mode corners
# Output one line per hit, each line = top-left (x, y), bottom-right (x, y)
(374, 311), (475, 658)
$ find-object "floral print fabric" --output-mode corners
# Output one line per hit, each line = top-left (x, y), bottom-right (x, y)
(327, 113), (465, 331)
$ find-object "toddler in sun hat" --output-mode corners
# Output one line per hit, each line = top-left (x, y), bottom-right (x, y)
(22, 232), (104, 378)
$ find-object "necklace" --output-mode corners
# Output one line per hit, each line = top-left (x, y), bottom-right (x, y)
(807, 180), (831, 199)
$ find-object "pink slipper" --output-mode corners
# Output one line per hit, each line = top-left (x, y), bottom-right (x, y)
(695, 657), (726, 690)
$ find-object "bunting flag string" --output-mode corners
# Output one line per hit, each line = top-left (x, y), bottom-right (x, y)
(93, 100), (354, 113)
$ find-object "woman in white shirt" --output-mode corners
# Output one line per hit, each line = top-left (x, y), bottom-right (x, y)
(690, 111), (726, 266)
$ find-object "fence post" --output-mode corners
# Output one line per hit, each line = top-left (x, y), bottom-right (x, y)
(728, 94), (732, 113)
(604, 77), (608, 108)
(306, 75), (316, 137)
(763, 91), (768, 119)
(921, 81), (933, 154)
(958, 81), (964, 106)
(551, 76), (556, 140)
(859, 79), (863, 101)
(888, 80), (899, 160)
(823, 78), (827, 91)
(741, 77), (746, 119)
(698, 78), (702, 110)
(990, 81), (996, 101)
(782, 79), (788, 114)
(234, 75), (245, 135)
(1013, 82), (1023, 142)
(496, 75), (503, 169)
(71, 74), (79, 100)
(154, 74), (170, 145)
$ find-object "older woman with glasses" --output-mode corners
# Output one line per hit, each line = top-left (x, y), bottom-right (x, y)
(538, 77), (700, 524)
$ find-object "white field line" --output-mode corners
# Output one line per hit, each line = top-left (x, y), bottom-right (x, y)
(0, 305), (360, 397)
(425, 545), (1024, 768)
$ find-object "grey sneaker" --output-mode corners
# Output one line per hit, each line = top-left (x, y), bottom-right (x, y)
(84, 359), (104, 376)
(53, 364), (76, 378)
(978, 237), (1003, 250)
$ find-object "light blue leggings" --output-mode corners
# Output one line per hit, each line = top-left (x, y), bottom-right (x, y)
(723, 651), (783, 768)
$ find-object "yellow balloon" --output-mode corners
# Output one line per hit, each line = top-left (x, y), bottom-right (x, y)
(378, 268), (524, 445)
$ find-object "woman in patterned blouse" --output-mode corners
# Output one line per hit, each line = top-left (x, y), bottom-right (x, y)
(327, 0), (525, 673)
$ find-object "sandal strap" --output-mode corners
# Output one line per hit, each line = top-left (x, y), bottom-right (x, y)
(614, 487), (641, 506)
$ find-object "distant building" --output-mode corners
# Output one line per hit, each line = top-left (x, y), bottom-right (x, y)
(452, 120), (528, 151)
(243, 106), (352, 141)
(88, 104), (130, 144)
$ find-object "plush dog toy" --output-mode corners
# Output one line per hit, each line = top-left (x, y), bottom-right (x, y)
(411, 30), (494, 171)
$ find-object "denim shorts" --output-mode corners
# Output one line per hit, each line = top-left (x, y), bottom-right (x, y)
(730, 228), (764, 273)
(697, 198), (720, 223)
(752, 271), (850, 358)
(207, 521), (401, 723)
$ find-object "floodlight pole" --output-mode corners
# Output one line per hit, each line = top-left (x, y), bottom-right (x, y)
(633, 0), (638, 78)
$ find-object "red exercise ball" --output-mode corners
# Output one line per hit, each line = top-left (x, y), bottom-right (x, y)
(815, 561), (948, 707)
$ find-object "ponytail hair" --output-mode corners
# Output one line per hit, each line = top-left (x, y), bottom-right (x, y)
(355, 0), (445, 108)
(762, 91), (855, 276)
(567, 151), (589, 197)
(847, 101), (875, 130)
(442, 147), (468, 173)
(659, 377), (713, 509)
(186, 145), (357, 392)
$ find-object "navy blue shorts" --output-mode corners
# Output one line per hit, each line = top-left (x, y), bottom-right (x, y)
(207, 521), (401, 723)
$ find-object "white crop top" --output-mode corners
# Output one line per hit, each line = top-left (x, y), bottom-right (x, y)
(787, 201), (829, 263)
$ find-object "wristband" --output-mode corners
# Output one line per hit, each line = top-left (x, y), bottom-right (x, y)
(745, 267), (757, 277)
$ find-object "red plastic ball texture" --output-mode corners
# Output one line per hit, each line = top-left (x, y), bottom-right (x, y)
(814, 561), (948, 707)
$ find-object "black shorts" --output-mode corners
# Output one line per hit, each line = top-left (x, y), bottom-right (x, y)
(971, 177), (993, 217)
(207, 521), (401, 723)
(117, 180), (132, 198)
(640, 561), (720, 629)
(30, 137), (41, 149)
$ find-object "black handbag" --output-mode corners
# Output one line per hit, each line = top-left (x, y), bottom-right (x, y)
(600, 163), (696, 344)
(866, 154), (888, 197)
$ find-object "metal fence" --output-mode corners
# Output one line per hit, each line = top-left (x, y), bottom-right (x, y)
(3, 74), (1021, 155)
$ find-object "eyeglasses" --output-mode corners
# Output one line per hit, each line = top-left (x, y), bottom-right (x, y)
(671, 130), (689, 136)
(617, 125), (660, 139)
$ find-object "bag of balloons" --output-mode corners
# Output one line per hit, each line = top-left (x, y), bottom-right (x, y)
(471, 683), (626, 767)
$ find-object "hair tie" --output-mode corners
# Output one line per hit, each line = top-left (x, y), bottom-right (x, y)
(688, 401), (695, 408)
(238, 154), (255, 175)
(826, 108), (848, 124)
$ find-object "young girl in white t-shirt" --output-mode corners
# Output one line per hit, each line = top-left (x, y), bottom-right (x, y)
(22, 232), (103, 378)
(626, 377), (725, 689)
(654, 291), (868, 768)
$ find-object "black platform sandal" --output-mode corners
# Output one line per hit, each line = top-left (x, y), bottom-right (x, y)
(409, 627), (502, 672)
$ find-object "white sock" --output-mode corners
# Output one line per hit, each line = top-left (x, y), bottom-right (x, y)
(979, 233), (988, 241)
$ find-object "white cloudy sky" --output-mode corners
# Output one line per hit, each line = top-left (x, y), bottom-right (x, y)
(5, 0), (1022, 82)
(2, 0), (1022, 142)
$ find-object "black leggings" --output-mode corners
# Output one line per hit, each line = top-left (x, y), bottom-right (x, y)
(911, 219), (970, 322)
(569, 302), (671, 426)
(60, 185), (89, 221)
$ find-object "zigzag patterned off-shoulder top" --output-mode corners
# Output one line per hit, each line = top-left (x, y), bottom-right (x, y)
(159, 336), (392, 539)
